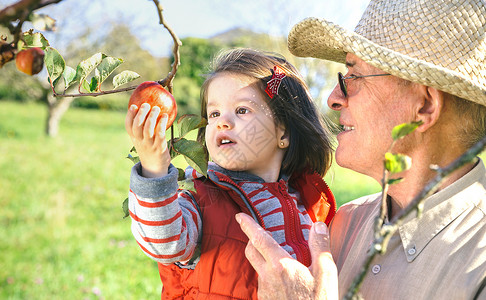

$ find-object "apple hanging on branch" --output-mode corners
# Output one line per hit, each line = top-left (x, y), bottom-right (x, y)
(126, 81), (208, 179)
(15, 47), (45, 75)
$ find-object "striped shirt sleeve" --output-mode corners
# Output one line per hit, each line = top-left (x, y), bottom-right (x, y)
(128, 163), (202, 264)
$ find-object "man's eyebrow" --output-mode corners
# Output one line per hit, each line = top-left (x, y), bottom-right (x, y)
(345, 61), (356, 68)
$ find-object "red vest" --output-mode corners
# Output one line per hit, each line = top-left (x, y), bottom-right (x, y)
(158, 171), (335, 299)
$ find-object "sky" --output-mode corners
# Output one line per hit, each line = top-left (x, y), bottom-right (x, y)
(1, 0), (370, 57)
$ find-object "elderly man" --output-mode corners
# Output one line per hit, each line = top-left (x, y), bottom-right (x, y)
(236, 0), (486, 299)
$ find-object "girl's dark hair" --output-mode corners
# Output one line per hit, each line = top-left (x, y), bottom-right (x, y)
(198, 48), (334, 177)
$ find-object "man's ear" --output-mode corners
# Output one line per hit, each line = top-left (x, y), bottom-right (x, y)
(415, 86), (445, 132)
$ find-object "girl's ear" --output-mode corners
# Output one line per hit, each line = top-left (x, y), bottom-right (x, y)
(277, 125), (289, 149)
(415, 86), (445, 132)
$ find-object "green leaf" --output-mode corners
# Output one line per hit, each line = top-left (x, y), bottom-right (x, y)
(29, 13), (57, 32)
(81, 79), (91, 93)
(177, 168), (186, 181)
(62, 66), (77, 90)
(387, 178), (404, 185)
(169, 140), (179, 159)
(44, 47), (65, 87)
(384, 152), (412, 174)
(75, 53), (106, 87)
(172, 138), (208, 176)
(89, 76), (99, 92)
(97, 56), (123, 84)
(126, 153), (140, 164)
(178, 114), (208, 137)
(179, 179), (196, 192)
(22, 31), (49, 49)
(122, 197), (129, 219)
(416, 202), (424, 218)
(113, 70), (140, 89)
(391, 121), (423, 141)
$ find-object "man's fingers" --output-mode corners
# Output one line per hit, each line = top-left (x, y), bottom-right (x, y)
(309, 222), (331, 264)
(236, 213), (290, 262)
(244, 241), (267, 275)
(309, 222), (338, 300)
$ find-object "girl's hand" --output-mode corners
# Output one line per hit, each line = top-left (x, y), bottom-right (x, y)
(125, 103), (171, 178)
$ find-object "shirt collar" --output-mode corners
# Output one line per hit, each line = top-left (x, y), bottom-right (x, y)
(397, 158), (486, 262)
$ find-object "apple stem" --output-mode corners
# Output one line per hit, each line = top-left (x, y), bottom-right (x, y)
(169, 124), (175, 152)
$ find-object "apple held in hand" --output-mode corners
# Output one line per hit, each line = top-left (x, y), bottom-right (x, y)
(128, 81), (178, 130)
(15, 47), (45, 75)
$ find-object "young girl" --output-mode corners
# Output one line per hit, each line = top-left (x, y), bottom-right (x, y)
(125, 48), (336, 299)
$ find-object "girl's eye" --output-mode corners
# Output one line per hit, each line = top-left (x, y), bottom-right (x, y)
(236, 107), (249, 114)
(208, 111), (220, 118)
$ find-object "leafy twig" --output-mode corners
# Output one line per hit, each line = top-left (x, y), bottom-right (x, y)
(343, 126), (486, 300)
(46, 1), (181, 99)
(53, 85), (138, 97)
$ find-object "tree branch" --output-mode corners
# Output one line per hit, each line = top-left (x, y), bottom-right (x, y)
(152, 0), (182, 93)
(53, 85), (138, 98)
(0, 0), (63, 24)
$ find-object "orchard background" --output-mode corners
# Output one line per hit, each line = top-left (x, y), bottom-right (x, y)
(2, 0), (474, 299)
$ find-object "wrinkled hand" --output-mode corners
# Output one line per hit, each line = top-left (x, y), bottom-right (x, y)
(125, 103), (171, 178)
(236, 213), (338, 300)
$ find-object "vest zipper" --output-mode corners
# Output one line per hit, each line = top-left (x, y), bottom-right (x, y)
(278, 182), (311, 266)
(214, 174), (266, 229)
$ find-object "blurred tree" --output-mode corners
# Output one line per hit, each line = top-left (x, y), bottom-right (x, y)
(176, 37), (223, 86)
(170, 37), (224, 116)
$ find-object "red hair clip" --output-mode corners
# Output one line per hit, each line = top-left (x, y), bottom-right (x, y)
(265, 65), (286, 98)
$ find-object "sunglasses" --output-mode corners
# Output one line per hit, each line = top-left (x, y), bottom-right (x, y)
(338, 72), (391, 97)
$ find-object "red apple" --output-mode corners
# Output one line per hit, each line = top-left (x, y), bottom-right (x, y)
(128, 81), (177, 129)
(15, 47), (45, 75)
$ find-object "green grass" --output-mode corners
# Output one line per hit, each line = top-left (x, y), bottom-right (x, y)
(9, 100), (481, 298)
(0, 101), (160, 299)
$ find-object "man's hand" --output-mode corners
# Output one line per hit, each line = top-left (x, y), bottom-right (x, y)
(236, 213), (338, 300)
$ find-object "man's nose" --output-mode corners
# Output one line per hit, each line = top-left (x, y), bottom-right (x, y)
(327, 84), (347, 111)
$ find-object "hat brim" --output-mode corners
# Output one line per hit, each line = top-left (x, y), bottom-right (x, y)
(288, 17), (486, 105)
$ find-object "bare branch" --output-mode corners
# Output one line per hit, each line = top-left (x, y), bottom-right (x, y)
(0, 0), (63, 24)
(152, 0), (182, 93)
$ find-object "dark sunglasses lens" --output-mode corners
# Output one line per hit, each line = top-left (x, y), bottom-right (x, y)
(338, 72), (347, 97)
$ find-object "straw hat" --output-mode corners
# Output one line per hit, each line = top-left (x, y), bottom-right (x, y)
(288, 0), (486, 106)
